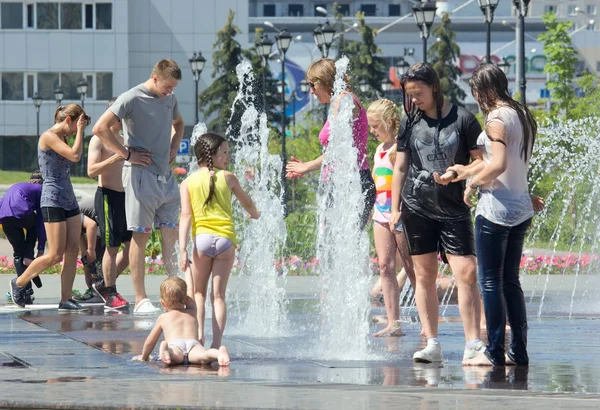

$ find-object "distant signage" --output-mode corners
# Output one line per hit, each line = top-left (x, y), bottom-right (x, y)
(178, 139), (190, 155)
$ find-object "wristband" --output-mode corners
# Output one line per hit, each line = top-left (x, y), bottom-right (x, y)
(125, 148), (131, 161)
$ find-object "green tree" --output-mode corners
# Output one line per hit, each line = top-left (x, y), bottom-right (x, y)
(538, 11), (578, 116)
(428, 12), (466, 106)
(198, 10), (245, 134)
(570, 73), (600, 119)
(341, 12), (388, 103)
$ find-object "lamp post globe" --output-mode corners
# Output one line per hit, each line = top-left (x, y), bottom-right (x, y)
(77, 78), (88, 109)
(54, 87), (64, 107)
(33, 92), (43, 137)
(395, 57), (410, 78)
(299, 79), (310, 94)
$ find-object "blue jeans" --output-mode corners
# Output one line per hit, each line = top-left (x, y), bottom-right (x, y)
(475, 215), (532, 366)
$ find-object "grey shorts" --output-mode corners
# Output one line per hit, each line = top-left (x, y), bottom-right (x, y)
(122, 165), (180, 233)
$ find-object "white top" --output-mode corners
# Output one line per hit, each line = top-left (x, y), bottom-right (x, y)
(475, 106), (534, 227)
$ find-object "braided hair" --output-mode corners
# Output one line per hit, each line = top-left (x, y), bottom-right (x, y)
(193, 132), (227, 209)
(400, 63), (445, 157)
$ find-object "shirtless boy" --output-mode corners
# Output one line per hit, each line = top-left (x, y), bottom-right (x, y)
(87, 98), (131, 310)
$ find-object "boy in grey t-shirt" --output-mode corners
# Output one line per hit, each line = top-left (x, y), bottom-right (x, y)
(92, 59), (185, 314)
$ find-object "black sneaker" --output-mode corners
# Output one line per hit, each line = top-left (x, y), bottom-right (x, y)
(24, 295), (35, 305)
(58, 299), (88, 313)
(92, 280), (108, 303)
(9, 278), (27, 308)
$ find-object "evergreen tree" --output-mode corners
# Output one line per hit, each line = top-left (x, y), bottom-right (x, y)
(538, 11), (578, 116)
(198, 10), (245, 134)
(341, 12), (388, 103)
(428, 12), (466, 106)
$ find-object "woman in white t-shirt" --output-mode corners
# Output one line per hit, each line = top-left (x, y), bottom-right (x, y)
(455, 64), (537, 367)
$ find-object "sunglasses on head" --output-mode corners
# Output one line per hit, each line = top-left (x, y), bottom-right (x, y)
(308, 81), (317, 90)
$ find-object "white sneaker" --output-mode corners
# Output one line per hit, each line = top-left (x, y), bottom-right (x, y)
(463, 340), (486, 361)
(413, 342), (443, 363)
(133, 298), (160, 315)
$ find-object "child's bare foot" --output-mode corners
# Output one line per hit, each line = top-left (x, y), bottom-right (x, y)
(159, 341), (171, 365)
(463, 352), (494, 366)
(218, 346), (230, 366)
(159, 350), (171, 365)
(372, 323), (405, 337)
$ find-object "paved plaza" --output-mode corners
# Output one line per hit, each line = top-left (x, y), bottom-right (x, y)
(0, 274), (600, 409)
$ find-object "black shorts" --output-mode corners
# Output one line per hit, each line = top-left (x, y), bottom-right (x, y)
(41, 206), (80, 223)
(95, 187), (132, 248)
(401, 203), (475, 257)
(359, 169), (376, 230)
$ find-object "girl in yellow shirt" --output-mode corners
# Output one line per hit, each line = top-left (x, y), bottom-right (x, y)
(179, 132), (259, 348)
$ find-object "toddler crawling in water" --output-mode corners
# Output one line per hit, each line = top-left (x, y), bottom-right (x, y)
(133, 272), (230, 367)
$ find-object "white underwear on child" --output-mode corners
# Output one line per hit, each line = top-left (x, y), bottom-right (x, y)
(168, 338), (201, 362)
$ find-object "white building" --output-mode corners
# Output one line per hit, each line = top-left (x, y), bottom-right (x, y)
(250, 0), (600, 107)
(0, 0), (598, 170)
(0, 0), (249, 170)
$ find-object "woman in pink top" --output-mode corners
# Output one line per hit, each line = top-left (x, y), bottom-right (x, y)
(285, 58), (375, 229)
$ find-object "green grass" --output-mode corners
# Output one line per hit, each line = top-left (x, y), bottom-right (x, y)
(0, 170), (96, 185)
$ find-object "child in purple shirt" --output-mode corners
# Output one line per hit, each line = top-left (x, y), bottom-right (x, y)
(0, 173), (46, 303)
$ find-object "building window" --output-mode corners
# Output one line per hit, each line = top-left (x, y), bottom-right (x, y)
(26, 74), (35, 98)
(84, 3), (93, 28)
(61, 3), (82, 29)
(37, 2), (58, 29)
(543, 5), (557, 15)
(96, 72), (113, 100)
(588, 21), (596, 31)
(1, 73), (24, 100)
(568, 5), (577, 16)
(95, 3), (111, 29)
(314, 4), (326, 16)
(37, 72), (59, 100)
(587, 5), (597, 16)
(288, 4), (303, 17)
(389, 4), (401, 16)
(263, 4), (275, 17)
(1, 2), (24, 29)
(361, 4), (376, 17)
(26, 3), (35, 28)
(338, 4), (350, 16)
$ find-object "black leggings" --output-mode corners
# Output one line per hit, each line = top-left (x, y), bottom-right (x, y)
(1, 214), (37, 260)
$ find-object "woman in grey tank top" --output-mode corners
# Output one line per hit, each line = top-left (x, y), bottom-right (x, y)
(9, 104), (90, 312)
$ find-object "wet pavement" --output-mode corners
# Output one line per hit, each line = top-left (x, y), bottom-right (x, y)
(1, 276), (600, 408)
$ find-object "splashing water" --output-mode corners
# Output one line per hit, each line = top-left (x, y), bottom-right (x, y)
(226, 60), (290, 337)
(313, 57), (373, 359)
(525, 117), (600, 317)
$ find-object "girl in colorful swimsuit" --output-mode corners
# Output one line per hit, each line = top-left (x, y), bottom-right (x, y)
(179, 132), (260, 348)
(367, 99), (416, 337)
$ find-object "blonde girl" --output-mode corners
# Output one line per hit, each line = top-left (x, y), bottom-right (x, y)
(367, 99), (416, 337)
(179, 133), (260, 348)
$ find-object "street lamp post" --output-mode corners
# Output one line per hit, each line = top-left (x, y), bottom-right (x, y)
(54, 87), (64, 107)
(313, 21), (336, 58)
(478, 0), (500, 63)
(513, 0), (530, 104)
(77, 78), (88, 109)
(33, 92), (42, 137)
(189, 51), (206, 125)
(413, 1), (437, 65)
(257, 35), (274, 113)
(275, 28), (293, 213)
